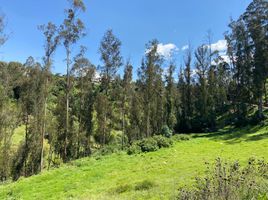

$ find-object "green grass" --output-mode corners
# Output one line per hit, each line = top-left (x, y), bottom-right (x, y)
(11, 125), (25, 148)
(1, 124), (268, 200)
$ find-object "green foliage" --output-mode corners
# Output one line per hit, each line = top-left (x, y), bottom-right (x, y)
(127, 135), (173, 155)
(178, 157), (268, 200)
(139, 138), (159, 153)
(172, 134), (191, 142)
(134, 180), (155, 191)
(161, 125), (173, 138)
(94, 144), (121, 157)
(152, 135), (173, 148)
(127, 143), (142, 155)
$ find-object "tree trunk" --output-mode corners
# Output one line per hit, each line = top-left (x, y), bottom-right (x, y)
(40, 72), (48, 172)
(258, 96), (263, 119)
(64, 47), (70, 162)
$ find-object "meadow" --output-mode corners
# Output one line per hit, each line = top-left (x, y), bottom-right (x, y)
(1, 124), (268, 200)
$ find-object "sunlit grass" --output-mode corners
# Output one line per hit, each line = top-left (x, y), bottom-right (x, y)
(1, 124), (268, 199)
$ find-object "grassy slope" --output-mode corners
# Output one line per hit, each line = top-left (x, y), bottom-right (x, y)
(1, 124), (268, 200)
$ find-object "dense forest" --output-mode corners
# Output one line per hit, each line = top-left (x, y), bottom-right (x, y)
(0, 0), (267, 184)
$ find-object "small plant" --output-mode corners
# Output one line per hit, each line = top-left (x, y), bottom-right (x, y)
(94, 144), (121, 157)
(172, 134), (191, 142)
(135, 180), (155, 191)
(161, 125), (173, 138)
(153, 135), (173, 148)
(127, 143), (142, 155)
(139, 138), (159, 152)
(178, 157), (268, 200)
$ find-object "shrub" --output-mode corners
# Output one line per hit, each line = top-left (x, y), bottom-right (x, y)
(172, 134), (191, 142)
(135, 180), (155, 191)
(95, 144), (120, 156)
(161, 125), (173, 138)
(153, 135), (173, 148)
(127, 143), (142, 155)
(178, 157), (268, 200)
(139, 138), (159, 152)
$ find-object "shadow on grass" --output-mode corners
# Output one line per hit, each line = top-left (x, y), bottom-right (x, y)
(193, 124), (268, 144)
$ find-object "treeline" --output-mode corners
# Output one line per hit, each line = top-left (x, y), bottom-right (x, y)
(0, 0), (267, 181)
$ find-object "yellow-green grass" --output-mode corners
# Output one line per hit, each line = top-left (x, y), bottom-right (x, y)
(1, 124), (268, 200)
(11, 125), (25, 148)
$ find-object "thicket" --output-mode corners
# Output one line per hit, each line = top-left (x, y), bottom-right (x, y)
(178, 158), (268, 200)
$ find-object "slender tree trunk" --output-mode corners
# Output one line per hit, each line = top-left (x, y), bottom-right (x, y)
(24, 114), (29, 176)
(47, 144), (53, 170)
(146, 103), (150, 138)
(264, 79), (268, 106)
(40, 69), (49, 172)
(64, 47), (70, 162)
(121, 99), (125, 150)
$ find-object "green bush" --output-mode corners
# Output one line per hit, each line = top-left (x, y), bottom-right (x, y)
(172, 134), (191, 142)
(127, 143), (142, 155)
(135, 180), (155, 191)
(161, 125), (173, 138)
(95, 144), (120, 156)
(139, 138), (159, 152)
(153, 135), (173, 148)
(178, 157), (268, 200)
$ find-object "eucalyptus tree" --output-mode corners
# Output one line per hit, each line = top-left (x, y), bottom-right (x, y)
(60, 0), (86, 161)
(121, 61), (133, 148)
(72, 46), (96, 157)
(138, 40), (164, 137)
(96, 29), (123, 145)
(243, 0), (268, 119)
(177, 49), (194, 132)
(38, 22), (60, 171)
(226, 19), (253, 123)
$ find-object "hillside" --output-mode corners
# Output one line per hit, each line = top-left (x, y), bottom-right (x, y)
(1, 124), (268, 200)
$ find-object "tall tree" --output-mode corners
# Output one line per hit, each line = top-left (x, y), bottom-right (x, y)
(243, 0), (268, 119)
(226, 19), (253, 123)
(96, 29), (123, 145)
(165, 62), (177, 130)
(72, 46), (96, 157)
(38, 22), (60, 171)
(60, 0), (86, 161)
(121, 61), (133, 148)
(138, 40), (164, 137)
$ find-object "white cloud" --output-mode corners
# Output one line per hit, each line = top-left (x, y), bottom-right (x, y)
(156, 43), (179, 59)
(219, 55), (231, 64)
(209, 39), (227, 52)
(181, 45), (189, 51)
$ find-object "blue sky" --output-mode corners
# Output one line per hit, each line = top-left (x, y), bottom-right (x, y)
(0, 0), (252, 75)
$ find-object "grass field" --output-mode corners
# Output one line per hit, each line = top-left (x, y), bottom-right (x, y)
(1, 124), (268, 200)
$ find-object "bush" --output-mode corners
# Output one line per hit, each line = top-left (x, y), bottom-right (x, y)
(172, 134), (191, 142)
(127, 143), (142, 155)
(178, 157), (268, 200)
(135, 180), (155, 191)
(153, 135), (173, 148)
(161, 125), (173, 138)
(94, 144), (120, 156)
(139, 138), (159, 152)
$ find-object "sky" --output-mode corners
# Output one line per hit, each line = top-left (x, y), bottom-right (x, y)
(0, 0), (252, 76)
